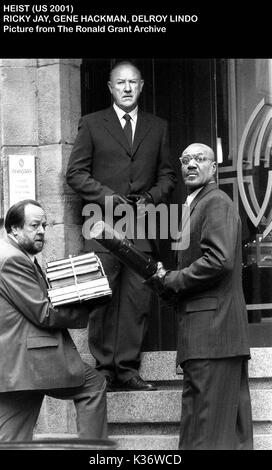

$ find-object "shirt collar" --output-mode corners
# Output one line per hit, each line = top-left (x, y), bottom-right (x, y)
(185, 181), (215, 206)
(185, 187), (203, 206)
(113, 102), (138, 122)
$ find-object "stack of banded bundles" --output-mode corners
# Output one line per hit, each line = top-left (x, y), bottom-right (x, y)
(46, 252), (112, 307)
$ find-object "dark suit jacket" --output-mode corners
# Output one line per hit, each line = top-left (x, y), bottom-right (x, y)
(163, 183), (250, 364)
(66, 107), (177, 251)
(0, 236), (91, 392)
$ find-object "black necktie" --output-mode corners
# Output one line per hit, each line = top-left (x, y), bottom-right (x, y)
(123, 113), (133, 149)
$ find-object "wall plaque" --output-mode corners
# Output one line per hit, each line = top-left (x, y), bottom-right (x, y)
(8, 155), (36, 206)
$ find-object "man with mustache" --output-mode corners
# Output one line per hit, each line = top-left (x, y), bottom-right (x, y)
(148, 143), (253, 450)
(66, 60), (176, 392)
(0, 199), (108, 441)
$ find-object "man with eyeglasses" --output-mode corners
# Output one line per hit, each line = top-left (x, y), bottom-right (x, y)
(148, 143), (253, 450)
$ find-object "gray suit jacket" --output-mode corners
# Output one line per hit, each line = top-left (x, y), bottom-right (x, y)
(164, 183), (250, 364)
(0, 236), (90, 392)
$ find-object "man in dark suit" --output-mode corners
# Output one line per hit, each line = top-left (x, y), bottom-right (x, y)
(148, 143), (253, 449)
(0, 199), (107, 441)
(66, 60), (177, 392)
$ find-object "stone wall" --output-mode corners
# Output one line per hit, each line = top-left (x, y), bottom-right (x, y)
(0, 57), (88, 356)
(0, 58), (83, 265)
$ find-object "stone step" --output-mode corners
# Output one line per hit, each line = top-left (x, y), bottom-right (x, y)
(110, 388), (272, 423)
(36, 387), (272, 432)
(35, 349), (272, 449)
(79, 348), (272, 381)
(80, 351), (182, 382)
(111, 432), (272, 450)
(108, 423), (179, 435)
(34, 433), (179, 450)
(34, 432), (272, 451)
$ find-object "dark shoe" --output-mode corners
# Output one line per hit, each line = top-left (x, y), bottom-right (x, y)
(105, 376), (115, 392)
(121, 376), (157, 391)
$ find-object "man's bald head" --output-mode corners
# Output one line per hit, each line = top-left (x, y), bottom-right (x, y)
(182, 143), (215, 161)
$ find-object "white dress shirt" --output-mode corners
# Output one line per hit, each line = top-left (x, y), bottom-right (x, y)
(185, 181), (215, 206)
(185, 187), (203, 206)
(113, 102), (138, 141)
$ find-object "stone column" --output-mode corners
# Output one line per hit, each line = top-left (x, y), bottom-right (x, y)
(36, 58), (83, 265)
(0, 58), (83, 263)
(0, 58), (90, 358)
(0, 59), (39, 235)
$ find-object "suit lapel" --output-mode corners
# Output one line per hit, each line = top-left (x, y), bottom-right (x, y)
(34, 258), (50, 293)
(189, 182), (217, 217)
(175, 183), (218, 264)
(6, 236), (49, 294)
(131, 111), (152, 156)
(179, 183), (217, 232)
(102, 108), (152, 157)
(102, 107), (131, 154)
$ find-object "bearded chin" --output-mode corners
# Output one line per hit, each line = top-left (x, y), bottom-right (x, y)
(30, 245), (44, 254)
(20, 240), (44, 255)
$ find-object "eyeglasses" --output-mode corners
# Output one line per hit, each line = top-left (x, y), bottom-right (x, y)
(179, 155), (214, 166)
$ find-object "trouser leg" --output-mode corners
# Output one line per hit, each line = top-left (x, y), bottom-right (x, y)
(48, 362), (107, 439)
(88, 252), (121, 379)
(115, 263), (153, 382)
(179, 357), (253, 450)
(235, 360), (254, 449)
(0, 391), (43, 441)
(88, 252), (153, 383)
